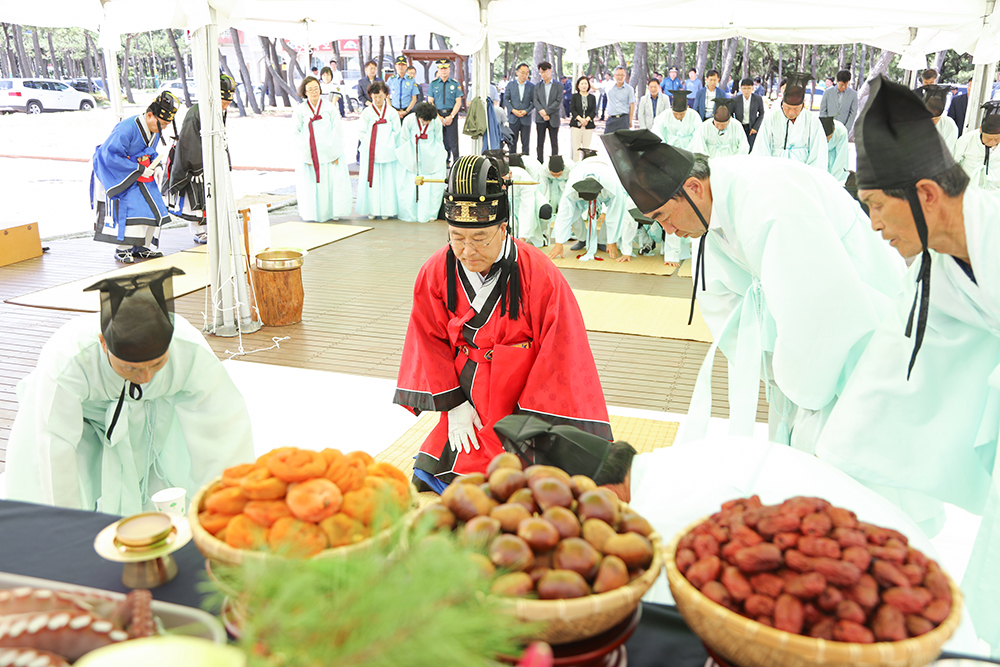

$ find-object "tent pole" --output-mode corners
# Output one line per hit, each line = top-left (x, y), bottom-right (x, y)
(99, 29), (124, 121)
(191, 6), (260, 337)
(964, 62), (997, 135)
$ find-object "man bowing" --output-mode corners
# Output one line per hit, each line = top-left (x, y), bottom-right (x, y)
(394, 154), (611, 491)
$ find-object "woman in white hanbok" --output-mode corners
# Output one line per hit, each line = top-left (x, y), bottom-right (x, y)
(357, 81), (401, 219)
(292, 76), (352, 221)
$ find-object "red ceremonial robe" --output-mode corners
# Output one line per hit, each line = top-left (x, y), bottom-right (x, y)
(394, 238), (612, 485)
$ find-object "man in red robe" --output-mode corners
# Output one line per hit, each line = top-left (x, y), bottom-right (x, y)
(395, 154), (612, 492)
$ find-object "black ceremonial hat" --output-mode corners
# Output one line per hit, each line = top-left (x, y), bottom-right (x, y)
(667, 88), (693, 113)
(482, 148), (510, 177)
(508, 152), (525, 169)
(601, 129), (693, 214)
(819, 116), (835, 136)
(148, 91), (178, 122)
(629, 207), (656, 226)
(573, 177), (603, 201)
(783, 72), (811, 106)
(982, 101), (1000, 134)
(84, 267), (185, 363)
(443, 155), (509, 228)
(579, 148), (599, 160)
(855, 75), (955, 191)
(220, 74), (235, 102)
(548, 155), (565, 173)
(917, 84), (952, 118)
(712, 97), (735, 122)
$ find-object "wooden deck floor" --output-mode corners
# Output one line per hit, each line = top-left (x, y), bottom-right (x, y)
(0, 214), (767, 473)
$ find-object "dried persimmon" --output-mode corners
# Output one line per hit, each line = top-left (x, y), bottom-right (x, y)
(345, 451), (375, 467)
(199, 511), (236, 536)
(340, 487), (377, 526)
(268, 517), (329, 558)
(319, 513), (371, 548)
(325, 457), (366, 494)
(367, 462), (409, 485)
(244, 500), (293, 528)
(221, 463), (259, 487)
(267, 448), (327, 483)
(320, 449), (344, 466)
(225, 514), (268, 550)
(286, 478), (343, 523)
(241, 468), (288, 500)
(205, 486), (249, 515)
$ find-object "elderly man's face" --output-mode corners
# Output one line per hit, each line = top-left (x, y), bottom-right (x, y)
(648, 80), (661, 96)
(145, 112), (168, 135)
(672, 110), (686, 121)
(99, 335), (170, 385)
(615, 69), (626, 85)
(982, 131), (1000, 148)
(713, 118), (729, 131)
(516, 66), (529, 83)
(449, 223), (506, 273)
(782, 102), (804, 121)
(859, 189), (922, 257)
(647, 191), (709, 238)
(837, 80), (848, 92)
(705, 75), (719, 89)
(668, 70), (678, 80)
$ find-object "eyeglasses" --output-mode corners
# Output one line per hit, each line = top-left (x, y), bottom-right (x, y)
(449, 227), (501, 251)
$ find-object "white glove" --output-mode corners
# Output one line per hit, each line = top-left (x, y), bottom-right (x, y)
(141, 166), (155, 179)
(448, 401), (483, 454)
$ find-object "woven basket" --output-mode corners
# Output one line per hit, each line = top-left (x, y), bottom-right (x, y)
(189, 476), (419, 565)
(664, 517), (963, 667)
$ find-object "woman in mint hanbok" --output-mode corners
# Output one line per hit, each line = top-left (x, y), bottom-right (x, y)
(357, 81), (401, 219)
(395, 102), (446, 223)
(292, 76), (352, 222)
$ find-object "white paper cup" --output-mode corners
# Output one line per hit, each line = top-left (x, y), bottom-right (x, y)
(151, 487), (188, 516)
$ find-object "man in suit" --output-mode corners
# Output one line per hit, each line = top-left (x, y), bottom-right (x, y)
(503, 63), (534, 155)
(357, 59), (382, 109)
(819, 70), (859, 131)
(637, 78), (670, 130)
(947, 77), (972, 137)
(733, 77), (765, 149)
(533, 61), (562, 162)
(694, 69), (728, 120)
(561, 75), (572, 117)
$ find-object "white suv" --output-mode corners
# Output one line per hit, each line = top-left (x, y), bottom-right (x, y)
(0, 78), (96, 114)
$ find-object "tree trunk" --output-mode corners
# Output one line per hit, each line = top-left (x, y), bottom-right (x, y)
(378, 35), (385, 73)
(695, 41), (709, 78)
(219, 50), (246, 117)
(83, 32), (95, 94)
(95, 38), (108, 99)
(556, 46), (564, 79)
(778, 46), (783, 85)
(14, 25), (31, 77)
(674, 42), (685, 71)
(0, 25), (12, 77)
(837, 44), (846, 71)
(712, 40), (722, 72)
(231, 29), (261, 114)
(503, 42), (510, 77)
(121, 35), (135, 104)
(532, 42), (545, 82)
(586, 48), (596, 76)
(279, 38), (305, 91)
(332, 40), (341, 69)
(857, 49), (895, 106)
(260, 37), (296, 106)
(388, 35), (395, 62)
(614, 42), (626, 69)
(741, 38), (749, 80)
(46, 30), (57, 78)
(859, 44), (868, 82)
(719, 38), (739, 89)
(629, 42), (648, 91)
(165, 30), (192, 106)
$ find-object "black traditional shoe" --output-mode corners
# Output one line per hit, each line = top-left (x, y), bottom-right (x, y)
(597, 243), (607, 252)
(570, 241), (586, 251)
(132, 246), (164, 260)
(114, 248), (135, 264)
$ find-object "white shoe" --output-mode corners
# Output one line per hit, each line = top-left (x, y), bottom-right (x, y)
(368, 215), (375, 220)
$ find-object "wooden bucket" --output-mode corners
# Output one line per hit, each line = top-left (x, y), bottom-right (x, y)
(251, 250), (304, 327)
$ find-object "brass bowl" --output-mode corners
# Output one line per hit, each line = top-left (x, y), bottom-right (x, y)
(255, 249), (304, 271)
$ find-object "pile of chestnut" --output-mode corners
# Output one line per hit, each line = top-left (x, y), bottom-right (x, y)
(415, 453), (657, 599)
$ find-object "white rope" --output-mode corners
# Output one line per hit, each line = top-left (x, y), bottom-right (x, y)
(225, 335), (290, 360)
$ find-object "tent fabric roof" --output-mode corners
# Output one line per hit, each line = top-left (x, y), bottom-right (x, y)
(2, 0), (999, 65)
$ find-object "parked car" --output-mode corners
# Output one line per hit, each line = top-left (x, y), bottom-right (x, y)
(67, 78), (103, 94)
(0, 78), (96, 114)
(157, 79), (198, 105)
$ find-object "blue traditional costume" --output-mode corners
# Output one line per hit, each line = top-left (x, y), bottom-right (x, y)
(92, 92), (177, 263)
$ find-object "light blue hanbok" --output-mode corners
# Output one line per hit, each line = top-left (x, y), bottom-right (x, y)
(751, 108), (828, 171)
(690, 118), (750, 158)
(356, 101), (401, 218)
(395, 114), (446, 222)
(826, 120), (850, 185)
(552, 159), (633, 260)
(292, 99), (353, 221)
(652, 110), (701, 150)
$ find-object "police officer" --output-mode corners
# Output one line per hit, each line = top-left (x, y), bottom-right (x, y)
(387, 55), (419, 121)
(428, 58), (463, 167)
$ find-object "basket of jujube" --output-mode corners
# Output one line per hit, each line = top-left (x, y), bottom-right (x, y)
(664, 495), (962, 667)
(413, 453), (663, 644)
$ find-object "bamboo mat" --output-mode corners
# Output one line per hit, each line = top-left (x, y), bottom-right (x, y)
(185, 221), (371, 254)
(375, 413), (679, 482)
(541, 246), (678, 277)
(678, 258), (693, 278)
(572, 290), (713, 343)
(5, 251), (209, 312)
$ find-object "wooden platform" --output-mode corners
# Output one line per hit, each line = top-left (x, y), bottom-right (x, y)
(0, 215), (768, 473)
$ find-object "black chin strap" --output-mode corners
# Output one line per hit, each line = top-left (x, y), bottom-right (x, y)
(446, 245), (458, 313)
(680, 189), (710, 325)
(902, 187), (932, 380)
(985, 144), (991, 176)
(106, 381), (143, 440)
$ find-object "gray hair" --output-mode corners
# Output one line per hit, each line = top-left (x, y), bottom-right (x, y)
(614, 66), (627, 74)
(671, 153), (711, 199)
(883, 163), (968, 200)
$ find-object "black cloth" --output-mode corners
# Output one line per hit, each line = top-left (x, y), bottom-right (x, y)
(733, 93), (765, 133)
(511, 121), (531, 155)
(0, 499), (997, 667)
(570, 92), (597, 129)
(536, 122), (558, 162)
(439, 109), (460, 166)
(948, 92), (969, 137)
(163, 103), (230, 218)
(356, 76), (382, 108)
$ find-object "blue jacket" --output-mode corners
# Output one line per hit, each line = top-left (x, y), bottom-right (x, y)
(694, 87), (729, 120)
